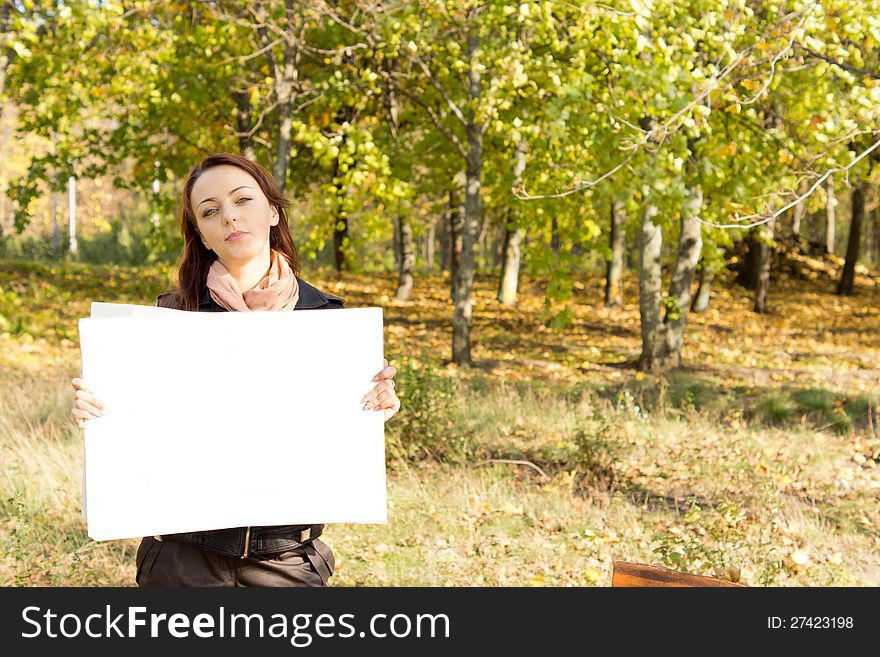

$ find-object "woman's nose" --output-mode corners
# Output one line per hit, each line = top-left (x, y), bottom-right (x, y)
(222, 204), (239, 224)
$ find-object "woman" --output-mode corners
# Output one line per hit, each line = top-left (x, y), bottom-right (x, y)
(70, 152), (400, 587)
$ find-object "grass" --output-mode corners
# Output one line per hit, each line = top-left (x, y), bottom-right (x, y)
(1, 257), (879, 586)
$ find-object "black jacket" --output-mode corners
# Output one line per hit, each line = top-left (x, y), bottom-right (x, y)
(154, 277), (344, 558)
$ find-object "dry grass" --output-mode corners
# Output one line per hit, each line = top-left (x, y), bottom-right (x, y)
(2, 366), (877, 587)
(1, 257), (878, 586)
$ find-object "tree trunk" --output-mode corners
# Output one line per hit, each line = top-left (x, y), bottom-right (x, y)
(605, 200), (625, 307)
(273, 73), (294, 190)
(449, 188), (463, 301)
(691, 267), (714, 312)
(825, 176), (836, 255)
(392, 213), (401, 272)
(662, 187), (703, 366)
(497, 215), (523, 306)
(550, 216), (560, 256)
(331, 150), (350, 272)
(837, 182), (865, 296)
(332, 214), (349, 271)
(266, 1), (301, 193)
(497, 139), (526, 306)
(395, 216), (415, 300)
(753, 217), (775, 313)
(791, 195), (805, 237)
(736, 232), (761, 290)
(452, 28), (483, 366)
(493, 223), (505, 267)
(425, 217), (436, 271)
(874, 187), (880, 267)
(67, 176), (77, 256)
(234, 89), (257, 161)
(637, 204), (663, 373)
(438, 202), (450, 272)
(477, 210), (491, 268)
(119, 204), (132, 255)
(51, 189), (60, 258)
(330, 105), (355, 272)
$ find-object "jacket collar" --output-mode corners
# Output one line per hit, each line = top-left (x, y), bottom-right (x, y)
(198, 276), (330, 311)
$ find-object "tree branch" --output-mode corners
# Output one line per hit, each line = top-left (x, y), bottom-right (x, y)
(514, 152), (637, 200)
(400, 88), (467, 159)
(213, 37), (282, 67)
(408, 54), (468, 128)
(701, 135), (880, 229)
(517, 4), (816, 200)
(798, 43), (880, 81)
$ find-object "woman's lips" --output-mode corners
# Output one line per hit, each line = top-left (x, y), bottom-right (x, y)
(226, 231), (248, 242)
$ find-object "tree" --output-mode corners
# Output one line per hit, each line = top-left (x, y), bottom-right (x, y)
(604, 200), (626, 307)
(837, 182), (865, 296)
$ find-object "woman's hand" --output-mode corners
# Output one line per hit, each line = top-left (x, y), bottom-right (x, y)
(71, 377), (105, 428)
(362, 359), (400, 423)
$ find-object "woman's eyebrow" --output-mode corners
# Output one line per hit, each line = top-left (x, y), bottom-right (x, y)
(196, 185), (254, 208)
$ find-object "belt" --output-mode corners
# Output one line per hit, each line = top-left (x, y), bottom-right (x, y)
(155, 524), (324, 559)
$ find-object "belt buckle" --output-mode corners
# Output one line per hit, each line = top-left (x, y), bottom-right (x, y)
(299, 527), (311, 542)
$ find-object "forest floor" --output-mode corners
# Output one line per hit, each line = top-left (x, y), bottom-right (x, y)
(1, 247), (878, 586)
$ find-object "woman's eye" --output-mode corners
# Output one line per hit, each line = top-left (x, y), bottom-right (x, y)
(236, 197), (251, 204)
(202, 208), (216, 217)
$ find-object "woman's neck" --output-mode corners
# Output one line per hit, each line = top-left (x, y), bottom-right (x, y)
(219, 251), (271, 292)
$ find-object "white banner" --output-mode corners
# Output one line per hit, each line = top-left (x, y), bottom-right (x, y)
(79, 303), (387, 540)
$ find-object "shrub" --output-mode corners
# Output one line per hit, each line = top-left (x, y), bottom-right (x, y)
(570, 412), (624, 492)
(385, 360), (464, 462)
(792, 388), (836, 413)
(758, 394), (797, 424)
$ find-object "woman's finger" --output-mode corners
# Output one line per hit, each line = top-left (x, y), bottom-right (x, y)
(361, 380), (395, 406)
(362, 379), (394, 399)
(368, 390), (400, 410)
(74, 399), (104, 417)
(71, 377), (92, 392)
(372, 362), (397, 382)
(74, 388), (105, 410)
(373, 387), (396, 405)
(71, 408), (99, 425)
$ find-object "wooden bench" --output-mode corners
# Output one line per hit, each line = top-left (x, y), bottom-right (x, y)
(611, 561), (745, 587)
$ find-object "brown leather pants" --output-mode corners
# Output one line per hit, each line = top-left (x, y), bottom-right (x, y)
(135, 536), (335, 587)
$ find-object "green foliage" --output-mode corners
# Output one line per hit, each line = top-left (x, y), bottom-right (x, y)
(4, 0), (880, 381)
(1, 492), (96, 586)
(570, 411), (624, 492)
(756, 388), (870, 435)
(663, 376), (717, 412)
(0, 284), (24, 334)
(651, 496), (784, 586)
(792, 388), (837, 414)
(758, 393), (798, 424)
(385, 360), (464, 462)
(844, 395), (878, 421)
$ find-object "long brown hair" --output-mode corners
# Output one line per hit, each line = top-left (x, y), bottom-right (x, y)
(159, 153), (299, 311)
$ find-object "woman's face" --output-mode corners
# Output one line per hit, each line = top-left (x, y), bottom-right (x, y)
(190, 165), (279, 268)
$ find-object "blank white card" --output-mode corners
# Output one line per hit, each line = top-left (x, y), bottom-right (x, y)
(79, 304), (386, 541)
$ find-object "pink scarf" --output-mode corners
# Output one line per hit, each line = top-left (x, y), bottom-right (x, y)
(206, 250), (299, 311)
